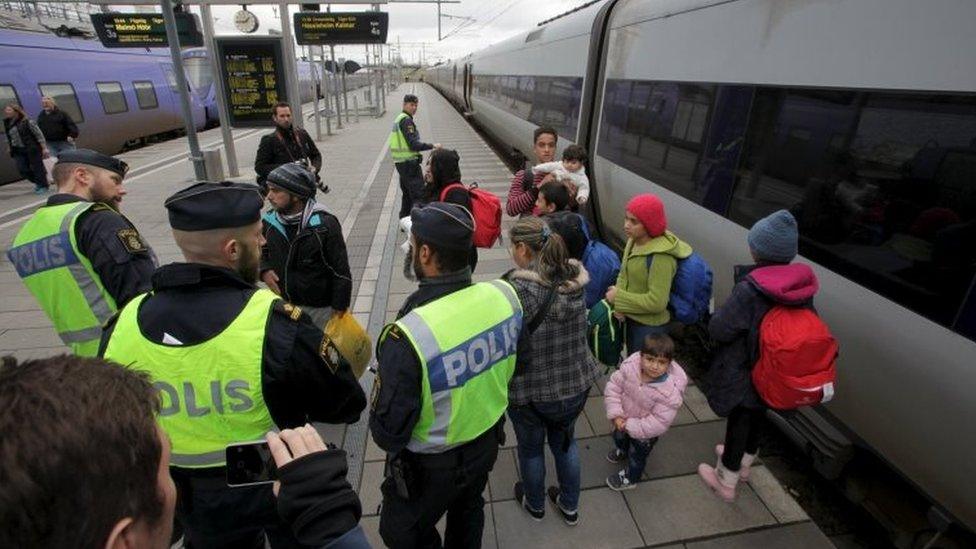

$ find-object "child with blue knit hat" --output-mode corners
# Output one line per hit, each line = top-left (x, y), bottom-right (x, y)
(697, 209), (822, 502)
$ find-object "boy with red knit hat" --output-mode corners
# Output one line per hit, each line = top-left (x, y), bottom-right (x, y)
(605, 194), (692, 354)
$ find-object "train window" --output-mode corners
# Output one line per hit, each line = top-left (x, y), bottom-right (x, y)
(96, 82), (128, 114)
(598, 79), (735, 209)
(528, 76), (583, 142)
(0, 85), (20, 108)
(133, 81), (158, 110)
(728, 88), (976, 338)
(37, 83), (84, 123)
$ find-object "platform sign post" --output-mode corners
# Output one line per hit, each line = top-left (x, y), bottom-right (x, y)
(200, 3), (239, 177)
(160, 0), (207, 182)
(329, 45), (343, 129)
(215, 36), (287, 128)
(278, 3), (303, 129)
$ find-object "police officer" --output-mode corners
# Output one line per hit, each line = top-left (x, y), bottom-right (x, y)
(390, 94), (440, 219)
(6, 148), (155, 356)
(99, 181), (366, 549)
(369, 202), (527, 549)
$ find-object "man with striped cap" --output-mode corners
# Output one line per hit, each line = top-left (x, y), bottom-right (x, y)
(6, 148), (155, 356)
(100, 181), (366, 549)
(370, 202), (527, 548)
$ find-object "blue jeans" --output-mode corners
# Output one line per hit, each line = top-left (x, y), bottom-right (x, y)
(625, 319), (668, 355)
(46, 140), (75, 157)
(507, 390), (589, 512)
(612, 429), (658, 482)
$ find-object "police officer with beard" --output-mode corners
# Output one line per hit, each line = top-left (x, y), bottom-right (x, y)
(370, 202), (528, 549)
(7, 149), (155, 356)
(99, 181), (366, 549)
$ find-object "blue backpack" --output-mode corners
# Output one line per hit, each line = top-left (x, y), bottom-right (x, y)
(647, 249), (713, 324)
(579, 219), (621, 309)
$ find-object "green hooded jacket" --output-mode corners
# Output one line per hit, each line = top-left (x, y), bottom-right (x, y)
(614, 230), (693, 326)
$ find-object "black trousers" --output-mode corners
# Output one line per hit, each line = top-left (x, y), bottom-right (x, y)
(395, 159), (425, 219)
(172, 468), (303, 549)
(379, 434), (499, 549)
(12, 147), (47, 188)
(721, 406), (764, 471)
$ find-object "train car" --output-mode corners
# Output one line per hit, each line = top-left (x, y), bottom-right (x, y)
(0, 27), (209, 184)
(429, 0), (976, 536)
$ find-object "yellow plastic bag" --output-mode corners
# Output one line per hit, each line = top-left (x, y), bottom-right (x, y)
(324, 312), (372, 379)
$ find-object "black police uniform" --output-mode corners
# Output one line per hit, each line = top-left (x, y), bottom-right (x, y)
(99, 182), (366, 549)
(369, 204), (529, 549)
(46, 193), (156, 305)
(50, 149), (155, 306)
(395, 108), (433, 219)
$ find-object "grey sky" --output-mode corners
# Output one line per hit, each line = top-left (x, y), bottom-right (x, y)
(192, 0), (586, 64)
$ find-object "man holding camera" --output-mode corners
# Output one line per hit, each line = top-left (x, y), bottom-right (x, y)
(99, 181), (365, 548)
(0, 355), (369, 549)
(255, 102), (326, 194)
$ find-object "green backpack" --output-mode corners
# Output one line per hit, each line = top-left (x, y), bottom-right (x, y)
(587, 300), (624, 369)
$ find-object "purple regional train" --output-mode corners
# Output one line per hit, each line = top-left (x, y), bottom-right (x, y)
(0, 27), (214, 184)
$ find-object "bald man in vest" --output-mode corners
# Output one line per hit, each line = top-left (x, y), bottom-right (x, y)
(100, 181), (366, 549)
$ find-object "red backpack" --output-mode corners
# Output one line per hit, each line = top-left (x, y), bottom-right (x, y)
(751, 306), (838, 410)
(440, 183), (502, 248)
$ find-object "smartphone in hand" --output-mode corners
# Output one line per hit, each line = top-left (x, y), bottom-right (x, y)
(226, 440), (278, 487)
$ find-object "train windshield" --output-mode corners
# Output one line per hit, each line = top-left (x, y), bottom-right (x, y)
(184, 57), (214, 93)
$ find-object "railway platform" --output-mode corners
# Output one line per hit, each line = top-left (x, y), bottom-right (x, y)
(0, 83), (834, 549)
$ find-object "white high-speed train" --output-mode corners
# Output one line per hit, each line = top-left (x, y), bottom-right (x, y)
(428, 0), (976, 536)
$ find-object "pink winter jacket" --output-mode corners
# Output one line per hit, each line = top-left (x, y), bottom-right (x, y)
(604, 353), (688, 440)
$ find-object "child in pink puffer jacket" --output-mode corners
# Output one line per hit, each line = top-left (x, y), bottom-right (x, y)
(604, 333), (688, 491)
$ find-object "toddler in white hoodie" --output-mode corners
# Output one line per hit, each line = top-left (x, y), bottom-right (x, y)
(532, 144), (590, 204)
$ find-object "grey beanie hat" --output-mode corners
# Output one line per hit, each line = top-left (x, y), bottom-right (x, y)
(266, 162), (316, 199)
(747, 209), (798, 263)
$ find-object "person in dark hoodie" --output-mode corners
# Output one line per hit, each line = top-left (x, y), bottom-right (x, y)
(697, 209), (816, 502)
(260, 163), (352, 328)
(423, 147), (478, 272)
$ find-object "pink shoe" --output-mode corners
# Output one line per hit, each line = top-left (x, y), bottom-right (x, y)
(715, 444), (756, 481)
(697, 460), (739, 502)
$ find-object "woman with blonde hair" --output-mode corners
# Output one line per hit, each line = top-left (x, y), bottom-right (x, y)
(504, 216), (599, 526)
(3, 103), (49, 193)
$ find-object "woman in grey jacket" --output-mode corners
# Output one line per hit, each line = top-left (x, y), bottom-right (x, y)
(504, 216), (600, 527)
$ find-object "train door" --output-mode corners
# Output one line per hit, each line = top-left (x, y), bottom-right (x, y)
(452, 65), (458, 95)
(463, 63), (472, 110)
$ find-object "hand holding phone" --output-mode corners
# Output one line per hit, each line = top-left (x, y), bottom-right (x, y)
(226, 424), (329, 489)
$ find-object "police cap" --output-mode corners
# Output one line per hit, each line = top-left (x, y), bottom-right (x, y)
(164, 181), (263, 231)
(267, 162), (316, 199)
(403, 94), (418, 104)
(54, 148), (129, 177)
(410, 202), (473, 251)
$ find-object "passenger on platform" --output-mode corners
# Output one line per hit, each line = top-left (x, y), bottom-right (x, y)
(605, 194), (691, 354)
(37, 96), (78, 158)
(390, 94), (440, 219)
(3, 103), (49, 193)
(6, 149), (155, 356)
(504, 216), (599, 526)
(534, 180), (572, 215)
(255, 102), (325, 194)
(697, 210), (816, 502)
(423, 147), (478, 272)
(260, 163), (352, 328)
(532, 144), (590, 205)
(370, 202), (526, 548)
(0, 355), (369, 549)
(99, 181), (366, 548)
(604, 333), (688, 491)
(506, 126), (558, 218)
